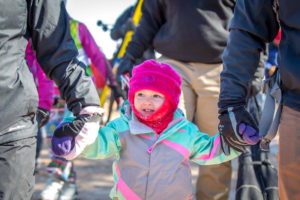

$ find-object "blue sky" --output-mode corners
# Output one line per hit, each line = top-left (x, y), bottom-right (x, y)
(67, 0), (136, 59)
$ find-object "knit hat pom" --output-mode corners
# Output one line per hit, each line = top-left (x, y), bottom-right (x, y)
(128, 59), (182, 111)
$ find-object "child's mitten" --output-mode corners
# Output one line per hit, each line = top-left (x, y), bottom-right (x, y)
(238, 123), (260, 145)
(52, 135), (74, 156)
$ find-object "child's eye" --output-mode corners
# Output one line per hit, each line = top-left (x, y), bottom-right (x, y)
(137, 93), (144, 97)
(153, 94), (163, 99)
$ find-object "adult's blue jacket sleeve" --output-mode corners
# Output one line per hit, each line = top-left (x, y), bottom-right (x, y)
(219, 0), (279, 110)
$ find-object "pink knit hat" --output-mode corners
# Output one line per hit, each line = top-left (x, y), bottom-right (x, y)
(128, 59), (182, 111)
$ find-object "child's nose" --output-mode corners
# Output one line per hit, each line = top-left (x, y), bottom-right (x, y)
(143, 101), (152, 105)
(143, 98), (153, 105)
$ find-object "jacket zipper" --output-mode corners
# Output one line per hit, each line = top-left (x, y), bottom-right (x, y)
(145, 134), (159, 199)
(147, 134), (158, 154)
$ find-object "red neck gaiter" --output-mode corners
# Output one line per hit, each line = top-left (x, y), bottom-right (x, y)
(132, 99), (174, 134)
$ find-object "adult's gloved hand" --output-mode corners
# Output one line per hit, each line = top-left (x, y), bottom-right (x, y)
(110, 84), (127, 104)
(120, 18), (136, 36)
(218, 106), (260, 154)
(116, 54), (135, 77)
(37, 107), (50, 128)
(52, 96), (59, 107)
(51, 106), (104, 160)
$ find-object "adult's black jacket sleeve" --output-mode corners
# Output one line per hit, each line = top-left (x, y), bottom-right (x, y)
(27, 0), (99, 115)
(125, 0), (165, 59)
(110, 6), (135, 40)
(219, 0), (279, 110)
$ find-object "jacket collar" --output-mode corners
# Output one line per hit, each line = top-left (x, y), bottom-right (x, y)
(121, 102), (188, 139)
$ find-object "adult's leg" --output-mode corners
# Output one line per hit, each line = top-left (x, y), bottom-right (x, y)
(278, 105), (300, 200)
(193, 62), (231, 200)
(0, 136), (36, 200)
(157, 56), (196, 121)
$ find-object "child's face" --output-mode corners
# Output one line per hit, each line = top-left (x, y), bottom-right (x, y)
(134, 89), (165, 117)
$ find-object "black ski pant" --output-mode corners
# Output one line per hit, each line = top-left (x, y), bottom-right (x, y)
(0, 126), (37, 200)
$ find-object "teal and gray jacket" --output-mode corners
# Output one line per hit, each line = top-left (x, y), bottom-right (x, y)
(78, 103), (240, 200)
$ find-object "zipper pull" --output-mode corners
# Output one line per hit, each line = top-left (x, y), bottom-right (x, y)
(147, 145), (154, 154)
(148, 135), (158, 154)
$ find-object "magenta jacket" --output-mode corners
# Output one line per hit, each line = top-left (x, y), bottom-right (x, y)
(26, 41), (54, 111)
(77, 21), (117, 86)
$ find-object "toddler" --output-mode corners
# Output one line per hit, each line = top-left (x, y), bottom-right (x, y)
(51, 60), (259, 200)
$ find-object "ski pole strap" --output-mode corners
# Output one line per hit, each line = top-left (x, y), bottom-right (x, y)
(259, 68), (282, 151)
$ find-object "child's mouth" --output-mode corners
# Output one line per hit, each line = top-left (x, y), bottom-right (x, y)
(142, 108), (155, 116)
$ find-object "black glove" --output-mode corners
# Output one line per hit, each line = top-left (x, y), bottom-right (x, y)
(116, 54), (135, 76)
(218, 106), (259, 154)
(110, 85), (126, 102)
(53, 113), (102, 138)
(52, 96), (59, 107)
(120, 18), (136, 36)
(124, 19), (136, 32)
(37, 107), (50, 128)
